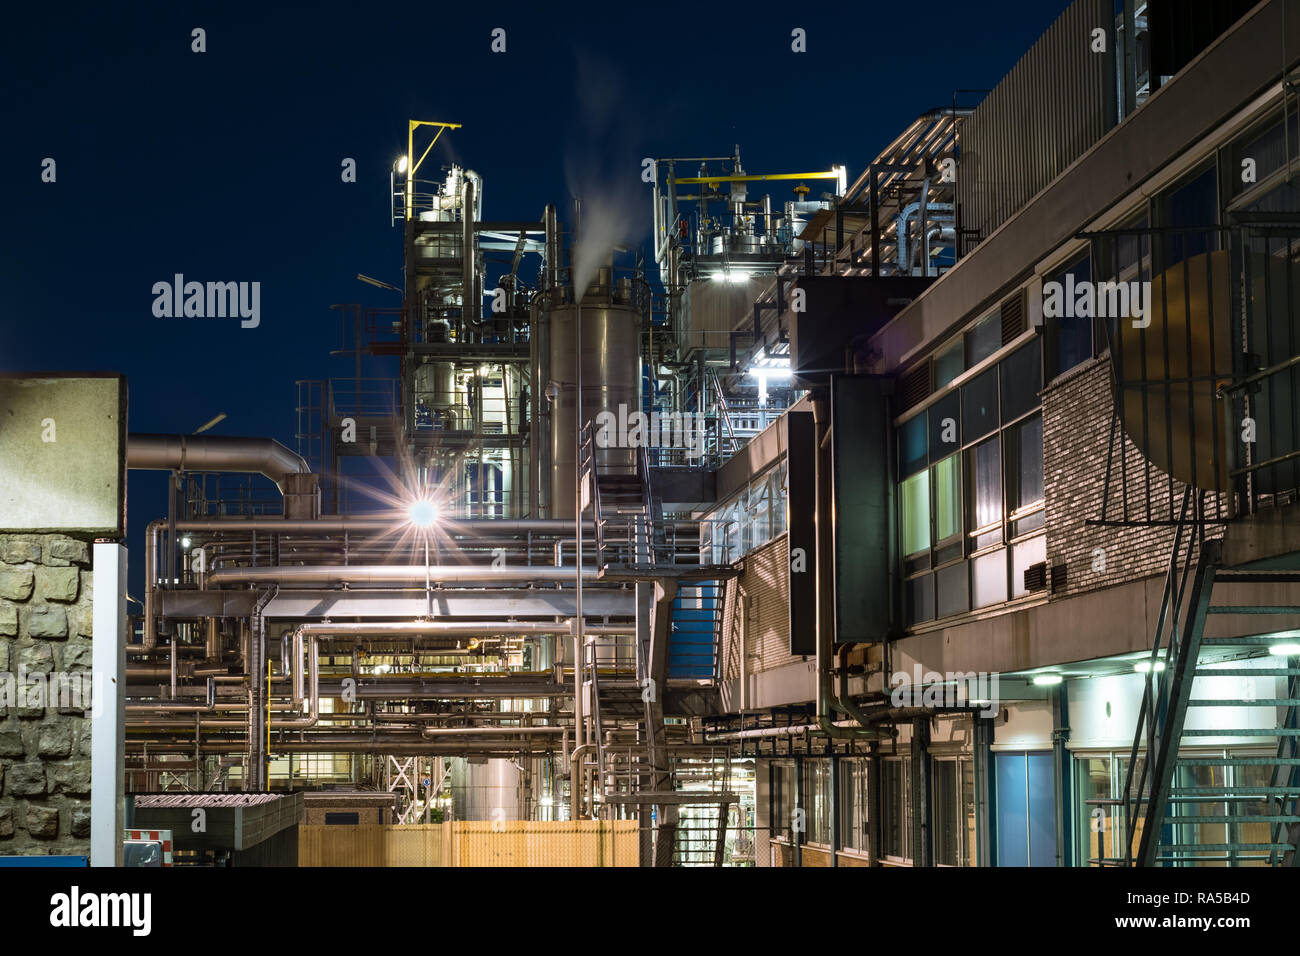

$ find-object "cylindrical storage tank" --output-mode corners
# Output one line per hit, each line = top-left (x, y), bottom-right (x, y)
(548, 299), (641, 519)
(450, 757), (523, 821)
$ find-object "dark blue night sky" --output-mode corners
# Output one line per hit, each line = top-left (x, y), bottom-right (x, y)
(1, 0), (1069, 588)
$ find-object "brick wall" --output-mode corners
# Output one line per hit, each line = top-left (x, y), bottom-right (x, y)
(0, 533), (94, 856)
(1042, 356), (1223, 599)
(719, 535), (801, 679)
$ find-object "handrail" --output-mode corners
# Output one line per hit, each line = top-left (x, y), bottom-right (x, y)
(1119, 486), (1199, 864)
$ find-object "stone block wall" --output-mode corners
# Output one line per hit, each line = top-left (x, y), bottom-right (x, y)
(0, 533), (94, 855)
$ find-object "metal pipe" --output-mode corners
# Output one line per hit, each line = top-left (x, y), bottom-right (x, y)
(127, 434), (309, 492)
(570, 742), (595, 819)
(205, 564), (600, 586)
(125, 739), (561, 755)
(463, 176), (479, 327)
(421, 726), (563, 739)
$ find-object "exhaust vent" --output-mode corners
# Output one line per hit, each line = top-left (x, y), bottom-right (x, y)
(898, 363), (932, 413)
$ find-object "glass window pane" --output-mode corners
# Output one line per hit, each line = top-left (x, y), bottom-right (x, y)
(929, 391), (961, 460)
(934, 454), (961, 543)
(934, 339), (964, 388)
(1077, 756), (1112, 866)
(934, 761), (959, 865)
(972, 548), (1008, 608)
(970, 437), (1002, 531)
(962, 367), (998, 441)
(1011, 415), (1044, 510)
(908, 573), (935, 624)
(1000, 340), (1042, 422)
(1047, 255), (1092, 377)
(966, 310), (1001, 367)
(961, 760), (974, 866)
(1230, 108), (1299, 197)
(936, 560), (970, 618)
(899, 412), (927, 477)
(1162, 164), (1218, 267)
(901, 471), (930, 557)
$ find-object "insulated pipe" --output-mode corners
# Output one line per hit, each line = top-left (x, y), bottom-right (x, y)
(462, 176), (479, 326)
(895, 201), (953, 276)
(570, 742), (596, 819)
(125, 740), (561, 756)
(127, 434), (310, 493)
(205, 564), (600, 587)
(922, 225), (956, 276)
(421, 726), (563, 739)
(143, 516), (604, 648)
(704, 714), (909, 743)
(154, 517), (595, 535)
(287, 620), (628, 705)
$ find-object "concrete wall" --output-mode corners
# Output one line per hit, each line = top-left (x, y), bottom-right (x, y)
(0, 532), (94, 855)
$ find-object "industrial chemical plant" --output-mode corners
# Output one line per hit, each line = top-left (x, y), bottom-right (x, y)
(3, 0), (1300, 894)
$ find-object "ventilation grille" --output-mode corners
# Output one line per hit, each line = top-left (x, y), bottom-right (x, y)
(1001, 290), (1025, 344)
(898, 363), (932, 413)
(1023, 561), (1048, 593)
(1050, 563), (1068, 593)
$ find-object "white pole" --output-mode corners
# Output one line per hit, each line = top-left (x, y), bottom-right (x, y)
(91, 541), (127, 867)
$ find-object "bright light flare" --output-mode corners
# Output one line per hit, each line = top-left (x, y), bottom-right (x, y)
(396, 154), (409, 174)
(408, 499), (438, 528)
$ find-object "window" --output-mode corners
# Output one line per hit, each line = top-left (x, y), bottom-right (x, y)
(771, 761), (796, 842)
(970, 549), (1006, 608)
(881, 758), (913, 861)
(701, 461), (787, 563)
(1007, 415), (1044, 516)
(1000, 338), (1041, 423)
(1078, 750), (1277, 867)
(803, 759), (832, 845)
(901, 471), (931, 558)
(934, 339), (964, 389)
(1161, 163), (1218, 268)
(962, 368), (998, 441)
(933, 757), (974, 866)
(928, 391), (960, 458)
(899, 340), (1044, 626)
(1230, 106), (1300, 199)
(935, 561), (970, 618)
(966, 309), (1001, 367)
(969, 437), (1002, 546)
(840, 759), (869, 854)
(908, 573), (936, 624)
(1046, 254), (1094, 377)
(899, 412), (927, 477)
(933, 454), (961, 545)
(1092, 213), (1152, 349)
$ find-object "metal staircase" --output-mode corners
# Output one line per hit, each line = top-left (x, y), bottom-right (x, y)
(670, 582), (723, 679)
(1116, 489), (1300, 866)
(571, 422), (742, 863)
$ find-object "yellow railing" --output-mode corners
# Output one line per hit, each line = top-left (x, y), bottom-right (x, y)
(299, 820), (638, 867)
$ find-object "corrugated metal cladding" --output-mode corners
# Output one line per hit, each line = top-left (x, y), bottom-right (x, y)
(957, 0), (1116, 244)
(719, 535), (803, 680)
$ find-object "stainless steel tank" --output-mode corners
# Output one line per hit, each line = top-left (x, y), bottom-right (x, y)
(450, 757), (523, 821)
(547, 284), (641, 519)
